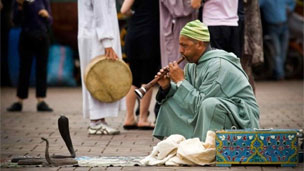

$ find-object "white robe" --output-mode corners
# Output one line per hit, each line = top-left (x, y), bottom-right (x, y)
(77, 0), (125, 120)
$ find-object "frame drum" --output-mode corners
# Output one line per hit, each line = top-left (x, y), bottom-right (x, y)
(84, 55), (132, 103)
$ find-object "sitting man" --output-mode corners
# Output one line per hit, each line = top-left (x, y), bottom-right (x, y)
(153, 20), (260, 141)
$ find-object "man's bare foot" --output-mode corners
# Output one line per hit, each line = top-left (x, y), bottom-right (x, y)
(123, 118), (138, 130)
(137, 121), (154, 130)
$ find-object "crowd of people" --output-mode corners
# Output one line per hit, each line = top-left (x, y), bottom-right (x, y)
(5, 0), (297, 142)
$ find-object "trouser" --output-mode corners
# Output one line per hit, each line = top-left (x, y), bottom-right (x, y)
(266, 23), (289, 79)
(17, 31), (50, 99)
(208, 26), (242, 58)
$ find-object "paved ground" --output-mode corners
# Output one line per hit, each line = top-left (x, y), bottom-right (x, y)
(0, 80), (303, 170)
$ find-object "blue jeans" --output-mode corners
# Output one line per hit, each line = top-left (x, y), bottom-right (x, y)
(266, 23), (289, 79)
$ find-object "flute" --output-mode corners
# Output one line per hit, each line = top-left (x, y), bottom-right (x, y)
(134, 55), (186, 99)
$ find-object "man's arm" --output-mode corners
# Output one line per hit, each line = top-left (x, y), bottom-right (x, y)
(120, 0), (134, 16)
(40, 0), (53, 24)
(92, 0), (118, 60)
(155, 86), (170, 104)
(171, 59), (222, 115)
(156, 61), (186, 104)
(161, 0), (196, 18)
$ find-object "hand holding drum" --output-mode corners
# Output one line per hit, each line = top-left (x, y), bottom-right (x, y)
(85, 55), (132, 103)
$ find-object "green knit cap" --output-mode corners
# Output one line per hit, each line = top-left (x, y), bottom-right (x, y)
(180, 20), (210, 42)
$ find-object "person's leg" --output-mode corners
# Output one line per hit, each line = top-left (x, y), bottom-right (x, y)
(138, 87), (154, 128)
(193, 97), (235, 141)
(90, 118), (105, 127)
(16, 32), (34, 100)
(124, 86), (137, 126)
(35, 33), (49, 100)
(208, 26), (230, 52)
(208, 26), (226, 50)
(34, 32), (52, 111)
(238, 19), (245, 58)
(279, 24), (290, 79)
(153, 97), (194, 140)
(230, 26), (242, 58)
(124, 56), (141, 127)
(267, 25), (283, 80)
(8, 32), (33, 111)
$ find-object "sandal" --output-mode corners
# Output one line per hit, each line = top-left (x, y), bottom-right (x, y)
(123, 124), (138, 130)
(137, 122), (154, 130)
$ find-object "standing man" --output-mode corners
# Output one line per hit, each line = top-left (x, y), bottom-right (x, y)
(153, 20), (260, 141)
(78, 0), (124, 135)
(7, 0), (53, 112)
(259, 0), (296, 80)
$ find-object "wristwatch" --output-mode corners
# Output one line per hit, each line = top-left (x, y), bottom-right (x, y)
(176, 80), (184, 87)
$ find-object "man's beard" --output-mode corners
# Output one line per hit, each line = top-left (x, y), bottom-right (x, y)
(184, 55), (192, 63)
(184, 55), (193, 63)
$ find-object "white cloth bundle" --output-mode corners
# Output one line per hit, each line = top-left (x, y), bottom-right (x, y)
(141, 131), (216, 166)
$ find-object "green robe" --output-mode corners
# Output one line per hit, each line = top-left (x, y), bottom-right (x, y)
(153, 49), (260, 141)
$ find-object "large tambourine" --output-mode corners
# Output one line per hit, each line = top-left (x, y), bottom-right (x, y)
(84, 55), (132, 103)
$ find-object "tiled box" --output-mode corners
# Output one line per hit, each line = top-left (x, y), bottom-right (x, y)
(215, 129), (298, 167)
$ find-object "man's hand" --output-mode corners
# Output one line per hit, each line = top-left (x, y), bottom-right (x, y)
(16, 0), (24, 10)
(0, 0), (3, 10)
(156, 67), (170, 90)
(105, 47), (118, 60)
(38, 9), (49, 18)
(168, 61), (184, 83)
(16, 0), (24, 5)
(191, 0), (202, 9)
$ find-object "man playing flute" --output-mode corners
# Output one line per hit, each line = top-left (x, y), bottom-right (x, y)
(153, 20), (260, 141)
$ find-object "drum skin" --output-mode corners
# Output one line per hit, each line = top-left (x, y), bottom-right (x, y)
(84, 55), (132, 103)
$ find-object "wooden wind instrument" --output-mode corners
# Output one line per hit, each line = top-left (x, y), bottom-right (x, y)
(134, 55), (186, 99)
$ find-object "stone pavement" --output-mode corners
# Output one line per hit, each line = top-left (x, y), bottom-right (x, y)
(0, 80), (303, 171)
